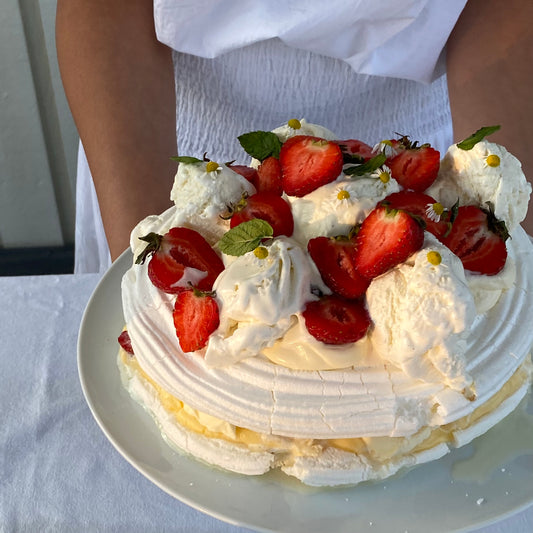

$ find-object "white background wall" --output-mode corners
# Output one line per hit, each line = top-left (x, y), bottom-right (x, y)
(0, 0), (78, 249)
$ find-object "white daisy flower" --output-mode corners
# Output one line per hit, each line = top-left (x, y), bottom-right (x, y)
(371, 165), (393, 184)
(372, 140), (398, 158)
(425, 202), (445, 222)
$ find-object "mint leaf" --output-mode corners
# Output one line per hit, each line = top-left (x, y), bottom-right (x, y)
(218, 219), (274, 256)
(456, 125), (501, 150)
(344, 153), (387, 176)
(170, 155), (203, 164)
(238, 131), (282, 161)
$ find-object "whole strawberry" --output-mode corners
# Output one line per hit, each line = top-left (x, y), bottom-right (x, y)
(279, 135), (343, 197)
(302, 295), (371, 345)
(335, 139), (374, 163)
(441, 204), (508, 275)
(307, 235), (369, 299)
(229, 192), (294, 237)
(255, 156), (283, 195)
(136, 227), (224, 293)
(355, 205), (425, 279)
(383, 190), (452, 241)
(230, 157), (283, 196)
(173, 288), (220, 352)
(386, 136), (440, 192)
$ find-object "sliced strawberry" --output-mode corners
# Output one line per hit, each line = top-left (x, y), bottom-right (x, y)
(255, 156), (283, 195)
(387, 140), (440, 192)
(307, 236), (369, 299)
(355, 205), (425, 279)
(440, 205), (508, 275)
(279, 135), (343, 197)
(229, 192), (294, 237)
(335, 139), (374, 164)
(136, 227), (225, 294)
(173, 288), (220, 353)
(383, 191), (450, 240)
(118, 330), (134, 355)
(229, 164), (258, 184)
(302, 295), (371, 345)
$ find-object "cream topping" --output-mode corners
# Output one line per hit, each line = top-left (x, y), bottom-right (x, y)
(428, 140), (531, 232)
(205, 237), (321, 366)
(366, 234), (476, 395)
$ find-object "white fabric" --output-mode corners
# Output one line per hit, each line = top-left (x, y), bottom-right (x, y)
(154, 0), (467, 83)
(74, 143), (111, 273)
(1, 272), (533, 531)
(74, 1), (466, 273)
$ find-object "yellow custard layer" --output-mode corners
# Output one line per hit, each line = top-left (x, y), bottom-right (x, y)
(119, 348), (531, 465)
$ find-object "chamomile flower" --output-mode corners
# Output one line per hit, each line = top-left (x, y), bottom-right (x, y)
(287, 118), (302, 130)
(425, 202), (445, 222)
(205, 161), (222, 173)
(337, 189), (351, 201)
(372, 140), (398, 158)
(371, 165), (393, 184)
(485, 154), (501, 167)
(427, 250), (442, 266)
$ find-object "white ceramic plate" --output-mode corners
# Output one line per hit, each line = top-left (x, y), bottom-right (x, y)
(78, 250), (533, 533)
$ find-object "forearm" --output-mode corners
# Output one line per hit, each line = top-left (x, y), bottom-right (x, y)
(446, 0), (533, 234)
(56, 0), (176, 260)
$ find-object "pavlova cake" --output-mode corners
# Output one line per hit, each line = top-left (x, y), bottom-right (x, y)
(117, 119), (533, 487)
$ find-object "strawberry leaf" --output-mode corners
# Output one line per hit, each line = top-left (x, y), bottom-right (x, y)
(170, 155), (203, 164)
(218, 219), (274, 256)
(238, 131), (282, 161)
(344, 153), (387, 176)
(456, 125), (501, 150)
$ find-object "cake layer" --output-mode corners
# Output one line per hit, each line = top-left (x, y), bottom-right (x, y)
(117, 348), (532, 486)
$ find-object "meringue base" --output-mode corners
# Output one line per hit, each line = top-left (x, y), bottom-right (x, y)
(117, 348), (532, 487)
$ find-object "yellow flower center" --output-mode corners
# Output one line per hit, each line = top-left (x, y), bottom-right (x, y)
(427, 250), (442, 266)
(206, 161), (220, 172)
(337, 189), (351, 200)
(486, 154), (501, 167)
(432, 202), (444, 216)
(379, 171), (390, 183)
(253, 246), (269, 259)
(288, 118), (301, 130)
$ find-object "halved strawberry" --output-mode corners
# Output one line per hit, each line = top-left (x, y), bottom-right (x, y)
(255, 156), (283, 195)
(440, 205), (508, 275)
(355, 205), (425, 279)
(173, 288), (220, 352)
(383, 191), (450, 241)
(229, 192), (294, 237)
(386, 138), (440, 192)
(118, 330), (134, 355)
(307, 236), (369, 299)
(335, 139), (374, 164)
(136, 227), (225, 294)
(279, 135), (343, 197)
(302, 295), (371, 345)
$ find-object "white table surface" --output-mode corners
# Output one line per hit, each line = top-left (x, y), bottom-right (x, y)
(1, 272), (532, 532)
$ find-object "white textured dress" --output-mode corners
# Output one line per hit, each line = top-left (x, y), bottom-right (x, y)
(75, 0), (467, 273)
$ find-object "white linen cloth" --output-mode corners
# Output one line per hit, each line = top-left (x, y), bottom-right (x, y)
(74, 0), (466, 273)
(1, 272), (532, 532)
(154, 0), (466, 83)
